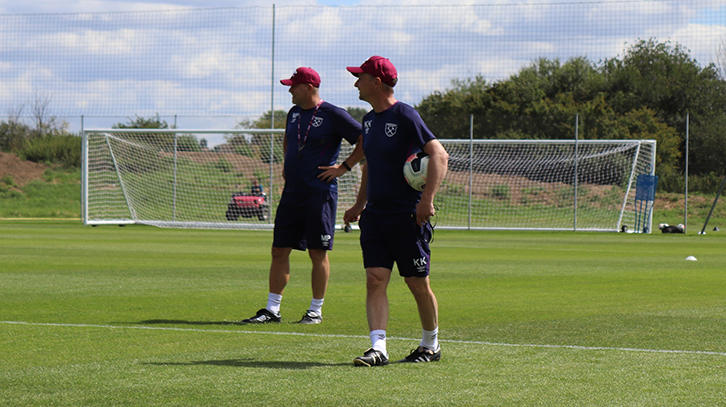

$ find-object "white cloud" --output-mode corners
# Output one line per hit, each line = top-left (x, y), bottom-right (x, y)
(0, 0), (326, 14)
(277, 8), (347, 47)
(672, 23), (726, 67)
(35, 29), (140, 55)
(1, 0), (724, 129)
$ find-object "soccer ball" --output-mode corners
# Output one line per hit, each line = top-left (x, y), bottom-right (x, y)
(403, 151), (429, 191)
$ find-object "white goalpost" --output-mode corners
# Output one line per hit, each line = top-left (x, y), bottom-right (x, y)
(81, 128), (362, 230)
(82, 129), (655, 233)
(438, 139), (656, 232)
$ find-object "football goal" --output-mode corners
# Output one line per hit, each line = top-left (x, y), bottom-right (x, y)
(82, 129), (655, 232)
(438, 139), (656, 232)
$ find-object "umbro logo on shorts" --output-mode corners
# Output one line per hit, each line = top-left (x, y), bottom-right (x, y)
(321, 234), (331, 247)
(413, 256), (428, 273)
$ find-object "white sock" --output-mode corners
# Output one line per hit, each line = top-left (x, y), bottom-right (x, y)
(266, 293), (282, 315)
(309, 297), (324, 314)
(370, 330), (387, 356)
(420, 327), (439, 351)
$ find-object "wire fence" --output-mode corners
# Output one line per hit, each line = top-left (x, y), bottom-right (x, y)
(1, 1), (724, 140)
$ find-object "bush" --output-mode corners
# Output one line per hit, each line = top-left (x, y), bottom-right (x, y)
(489, 185), (510, 200)
(234, 142), (255, 158)
(259, 143), (284, 164)
(176, 135), (202, 152)
(18, 134), (81, 168)
(658, 167), (725, 194)
(0, 121), (31, 152)
(213, 158), (233, 173)
(1, 175), (18, 188)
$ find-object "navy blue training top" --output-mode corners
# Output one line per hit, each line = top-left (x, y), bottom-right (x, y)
(283, 101), (362, 194)
(362, 101), (436, 214)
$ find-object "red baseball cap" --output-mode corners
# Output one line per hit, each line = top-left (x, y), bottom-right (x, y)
(347, 56), (398, 87)
(280, 67), (321, 87)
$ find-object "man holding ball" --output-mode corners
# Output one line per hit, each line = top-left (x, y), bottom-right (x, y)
(343, 56), (449, 366)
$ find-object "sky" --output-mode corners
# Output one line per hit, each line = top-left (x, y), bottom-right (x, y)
(0, 0), (363, 13)
(1, 0), (725, 146)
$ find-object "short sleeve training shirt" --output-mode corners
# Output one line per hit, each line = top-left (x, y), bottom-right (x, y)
(362, 101), (436, 213)
(283, 101), (362, 193)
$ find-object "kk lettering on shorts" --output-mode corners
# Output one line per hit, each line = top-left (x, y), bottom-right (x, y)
(359, 210), (432, 277)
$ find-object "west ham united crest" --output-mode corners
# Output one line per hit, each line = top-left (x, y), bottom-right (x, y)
(385, 123), (398, 137)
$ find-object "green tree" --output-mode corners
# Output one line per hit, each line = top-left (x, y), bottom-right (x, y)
(345, 107), (368, 123)
(111, 114), (200, 152)
(229, 110), (287, 155)
(236, 110), (288, 130)
(689, 114), (726, 176)
(598, 39), (726, 175)
(417, 40), (725, 177)
(416, 75), (491, 139)
(175, 135), (202, 152)
(418, 59), (605, 140)
(113, 114), (171, 130)
(600, 39), (725, 131)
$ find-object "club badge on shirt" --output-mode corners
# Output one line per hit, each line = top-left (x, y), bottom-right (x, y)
(385, 123), (398, 137)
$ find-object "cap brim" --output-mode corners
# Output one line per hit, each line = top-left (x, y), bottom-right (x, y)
(346, 66), (364, 76)
(280, 79), (294, 86)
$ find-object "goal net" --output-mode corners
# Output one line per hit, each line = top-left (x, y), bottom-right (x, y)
(437, 139), (656, 232)
(82, 129), (361, 230)
(83, 129), (655, 232)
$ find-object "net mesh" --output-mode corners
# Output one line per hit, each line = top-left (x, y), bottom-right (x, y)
(85, 129), (655, 232)
(85, 129), (361, 229)
(1, 2), (722, 131)
(439, 140), (655, 231)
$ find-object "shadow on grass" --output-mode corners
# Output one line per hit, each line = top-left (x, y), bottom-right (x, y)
(144, 358), (350, 369)
(133, 320), (355, 369)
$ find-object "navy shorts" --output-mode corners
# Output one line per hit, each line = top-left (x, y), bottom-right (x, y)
(273, 190), (337, 251)
(359, 209), (432, 277)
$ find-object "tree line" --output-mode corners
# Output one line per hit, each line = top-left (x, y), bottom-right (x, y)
(415, 39), (726, 192)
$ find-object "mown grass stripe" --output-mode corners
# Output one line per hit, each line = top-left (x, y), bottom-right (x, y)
(5, 320), (725, 357)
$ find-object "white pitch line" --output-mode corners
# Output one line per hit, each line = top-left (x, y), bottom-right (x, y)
(3, 320), (725, 357)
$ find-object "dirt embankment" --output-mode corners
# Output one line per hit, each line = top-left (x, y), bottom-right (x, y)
(0, 151), (706, 213)
(0, 152), (49, 187)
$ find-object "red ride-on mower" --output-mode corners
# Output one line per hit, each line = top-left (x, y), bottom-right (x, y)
(225, 192), (270, 222)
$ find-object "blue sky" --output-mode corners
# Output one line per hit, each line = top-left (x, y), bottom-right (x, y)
(1, 1), (725, 145)
(0, 0), (363, 14)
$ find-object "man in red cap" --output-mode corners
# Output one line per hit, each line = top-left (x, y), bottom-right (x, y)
(241, 67), (364, 325)
(344, 56), (449, 366)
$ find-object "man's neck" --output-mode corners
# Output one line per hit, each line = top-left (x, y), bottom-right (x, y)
(299, 95), (322, 110)
(370, 95), (397, 113)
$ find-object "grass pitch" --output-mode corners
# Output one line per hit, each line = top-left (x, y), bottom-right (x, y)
(1, 221), (725, 406)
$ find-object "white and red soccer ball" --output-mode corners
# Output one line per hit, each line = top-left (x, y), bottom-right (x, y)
(403, 152), (429, 191)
